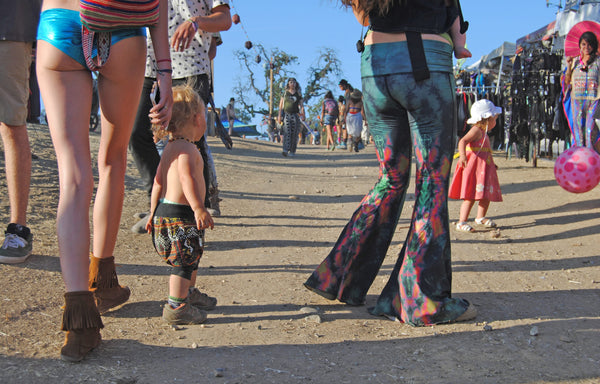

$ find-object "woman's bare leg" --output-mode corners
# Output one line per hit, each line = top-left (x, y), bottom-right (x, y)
(36, 41), (94, 292)
(92, 37), (146, 258)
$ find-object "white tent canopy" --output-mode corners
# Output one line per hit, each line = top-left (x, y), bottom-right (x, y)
(557, 1), (600, 36)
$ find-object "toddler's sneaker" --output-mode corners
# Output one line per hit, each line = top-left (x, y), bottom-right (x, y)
(188, 287), (217, 310)
(0, 224), (33, 264)
(162, 301), (207, 325)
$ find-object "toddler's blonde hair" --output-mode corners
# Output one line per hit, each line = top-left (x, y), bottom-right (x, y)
(153, 83), (206, 141)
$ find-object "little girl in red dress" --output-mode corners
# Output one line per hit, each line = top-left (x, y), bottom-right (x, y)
(449, 99), (503, 232)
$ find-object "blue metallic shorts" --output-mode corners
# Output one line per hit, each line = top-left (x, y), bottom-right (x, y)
(37, 8), (145, 68)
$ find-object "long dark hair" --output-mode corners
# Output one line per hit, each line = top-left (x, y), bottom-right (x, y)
(580, 31), (598, 66)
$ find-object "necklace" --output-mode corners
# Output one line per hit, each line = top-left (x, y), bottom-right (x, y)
(169, 136), (195, 144)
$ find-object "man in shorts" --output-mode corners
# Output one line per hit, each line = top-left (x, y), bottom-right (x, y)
(0, 0), (42, 264)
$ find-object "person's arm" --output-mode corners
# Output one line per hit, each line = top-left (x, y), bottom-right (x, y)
(171, 4), (231, 51)
(360, 102), (366, 122)
(179, 150), (214, 230)
(148, 0), (173, 129)
(145, 167), (164, 232)
(457, 126), (483, 167)
(320, 103), (325, 122)
(564, 56), (575, 87)
(208, 35), (218, 61)
(299, 100), (306, 120)
(278, 97), (284, 124)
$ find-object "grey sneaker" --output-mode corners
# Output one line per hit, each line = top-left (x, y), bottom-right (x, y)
(162, 302), (207, 325)
(188, 287), (217, 310)
(0, 226), (33, 264)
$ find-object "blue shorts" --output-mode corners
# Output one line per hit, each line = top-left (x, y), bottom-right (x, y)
(323, 114), (337, 126)
(37, 8), (145, 68)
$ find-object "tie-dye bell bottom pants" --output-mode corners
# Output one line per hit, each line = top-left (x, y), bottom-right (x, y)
(305, 40), (471, 326)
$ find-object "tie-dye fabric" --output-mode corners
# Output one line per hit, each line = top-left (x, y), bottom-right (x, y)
(304, 40), (470, 326)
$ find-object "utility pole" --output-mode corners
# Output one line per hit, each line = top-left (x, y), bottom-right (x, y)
(269, 59), (274, 121)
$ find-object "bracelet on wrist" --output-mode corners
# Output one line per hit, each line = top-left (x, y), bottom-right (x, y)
(156, 59), (171, 64)
(187, 18), (199, 32)
(157, 68), (173, 75)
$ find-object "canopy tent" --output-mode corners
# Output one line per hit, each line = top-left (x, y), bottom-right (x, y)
(515, 21), (556, 54)
(468, 42), (516, 71)
(466, 42), (516, 94)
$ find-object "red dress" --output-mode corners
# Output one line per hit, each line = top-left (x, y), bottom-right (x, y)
(449, 133), (502, 202)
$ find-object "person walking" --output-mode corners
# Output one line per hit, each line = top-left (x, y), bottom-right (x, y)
(320, 91), (339, 151)
(277, 78), (305, 157)
(0, 0), (42, 264)
(226, 97), (236, 136)
(304, 0), (476, 326)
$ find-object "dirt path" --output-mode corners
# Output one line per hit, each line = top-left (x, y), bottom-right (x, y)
(0, 125), (599, 383)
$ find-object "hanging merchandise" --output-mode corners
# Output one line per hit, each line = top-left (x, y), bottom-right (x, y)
(232, 14), (240, 24)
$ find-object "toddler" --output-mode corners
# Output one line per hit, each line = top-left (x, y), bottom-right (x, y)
(146, 84), (215, 324)
(449, 99), (503, 232)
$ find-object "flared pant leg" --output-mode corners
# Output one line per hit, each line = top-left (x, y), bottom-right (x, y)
(282, 113), (300, 154)
(367, 71), (469, 326)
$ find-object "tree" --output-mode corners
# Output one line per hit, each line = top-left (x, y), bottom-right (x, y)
(232, 44), (299, 120)
(302, 47), (343, 122)
(232, 45), (343, 123)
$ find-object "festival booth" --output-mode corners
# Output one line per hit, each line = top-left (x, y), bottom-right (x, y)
(505, 20), (565, 166)
(455, 42), (516, 150)
(505, 1), (600, 166)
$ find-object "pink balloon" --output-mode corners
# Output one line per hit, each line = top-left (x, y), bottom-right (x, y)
(554, 146), (600, 193)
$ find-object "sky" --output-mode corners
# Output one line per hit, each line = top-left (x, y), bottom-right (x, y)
(212, 0), (561, 132)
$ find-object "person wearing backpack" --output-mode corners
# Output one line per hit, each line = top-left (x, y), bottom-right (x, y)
(320, 91), (339, 151)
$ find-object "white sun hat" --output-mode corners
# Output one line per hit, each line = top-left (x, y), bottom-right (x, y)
(467, 99), (502, 125)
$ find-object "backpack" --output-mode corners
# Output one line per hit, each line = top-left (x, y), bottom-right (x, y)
(324, 99), (339, 117)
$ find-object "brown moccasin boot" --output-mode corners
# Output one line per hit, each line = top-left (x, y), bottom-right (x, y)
(60, 291), (103, 362)
(89, 255), (130, 314)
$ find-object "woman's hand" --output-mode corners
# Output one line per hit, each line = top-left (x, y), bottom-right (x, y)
(149, 74), (173, 128)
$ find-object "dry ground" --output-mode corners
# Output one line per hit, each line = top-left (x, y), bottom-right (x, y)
(0, 124), (599, 383)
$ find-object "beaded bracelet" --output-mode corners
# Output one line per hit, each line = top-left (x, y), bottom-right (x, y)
(187, 18), (198, 32)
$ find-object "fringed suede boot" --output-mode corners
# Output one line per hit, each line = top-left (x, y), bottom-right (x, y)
(60, 291), (103, 362)
(89, 255), (130, 314)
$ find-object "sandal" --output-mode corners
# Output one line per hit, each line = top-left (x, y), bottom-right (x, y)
(455, 222), (474, 232)
(475, 217), (497, 227)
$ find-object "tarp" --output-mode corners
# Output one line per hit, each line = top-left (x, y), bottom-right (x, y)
(481, 42), (516, 64)
(516, 21), (556, 54)
(469, 42), (516, 71)
(220, 115), (260, 136)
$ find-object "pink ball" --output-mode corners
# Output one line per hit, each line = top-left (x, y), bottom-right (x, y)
(554, 146), (600, 193)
